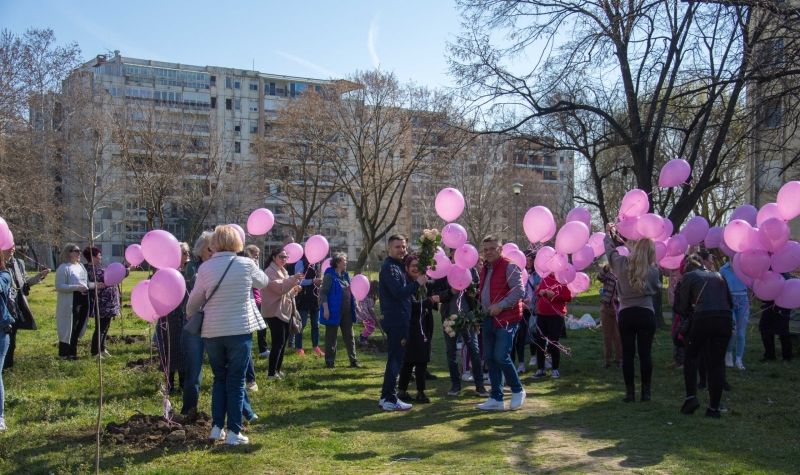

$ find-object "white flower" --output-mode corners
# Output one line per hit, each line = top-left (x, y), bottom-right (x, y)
(449, 314), (458, 321)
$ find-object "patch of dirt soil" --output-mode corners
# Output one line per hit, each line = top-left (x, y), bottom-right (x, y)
(124, 357), (160, 370)
(105, 412), (213, 449)
(107, 335), (147, 345)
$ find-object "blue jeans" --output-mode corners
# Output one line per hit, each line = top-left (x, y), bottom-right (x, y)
(294, 307), (320, 349)
(380, 325), (408, 403)
(180, 329), (204, 415)
(482, 318), (523, 401)
(727, 293), (750, 359)
(444, 326), (484, 390)
(0, 332), (8, 420)
(204, 333), (251, 434)
(245, 353), (256, 383)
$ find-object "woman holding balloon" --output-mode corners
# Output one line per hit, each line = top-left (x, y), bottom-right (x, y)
(320, 253), (360, 369)
(155, 242), (190, 392)
(83, 246), (126, 358)
(261, 248), (304, 378)
(604, 227), (661, 403)
(55, 243), (95, 360)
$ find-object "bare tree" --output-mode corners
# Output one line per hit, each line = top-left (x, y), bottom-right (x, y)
(450, 0), (800, 227)
(254, 90), (343, 241)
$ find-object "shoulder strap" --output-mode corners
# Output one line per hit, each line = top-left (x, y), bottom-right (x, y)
(202, 257), (236, 309)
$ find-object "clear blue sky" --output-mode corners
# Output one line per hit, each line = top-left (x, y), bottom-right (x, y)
(1, 0), (462, 88)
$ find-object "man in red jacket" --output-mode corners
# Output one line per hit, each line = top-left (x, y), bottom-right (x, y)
(476, 235), (526, 411)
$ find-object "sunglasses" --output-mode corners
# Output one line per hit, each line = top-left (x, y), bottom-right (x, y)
(70, 249), (81, 253)
(277, 255), (288, 259)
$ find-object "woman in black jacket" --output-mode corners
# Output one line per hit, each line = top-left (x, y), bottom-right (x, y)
(397, 254), (439, 403)
(674, 255), (733, 418)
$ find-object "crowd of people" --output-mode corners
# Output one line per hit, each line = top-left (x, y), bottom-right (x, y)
(0, 224), (795, 437)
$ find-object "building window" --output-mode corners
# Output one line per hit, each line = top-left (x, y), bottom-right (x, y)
(235, 141), (241, 153)
(268, 82), (276, 95)
(225, 77), (232, 88)
(234, 124), (241, 133)
(761, 98), (783, 129)
(543, 170), (559, 181)
(250, 124), (258, 134)
(249, 83), (258, 91)
(234, 80), (241, 89)
(210, 75), (216, 85)
(234, 98), (241, 110)
(225, 98), (232, 110)
(112, 244), (124, 257)
(211, 97), (217, 109)
(249, 102), (258, 112)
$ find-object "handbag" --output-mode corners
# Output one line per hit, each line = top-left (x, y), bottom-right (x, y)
(184, 257), (235, 336)
(288, 302), (302, 335)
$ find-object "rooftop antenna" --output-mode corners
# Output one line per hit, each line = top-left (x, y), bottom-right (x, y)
(252, 58), (255, 71)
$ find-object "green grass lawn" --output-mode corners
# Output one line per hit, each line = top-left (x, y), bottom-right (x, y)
(0, 271), (798, 474)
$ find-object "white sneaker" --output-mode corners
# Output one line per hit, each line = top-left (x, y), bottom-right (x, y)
(510, 389), (527, 410)
(0, 418), (6, 431)
(378, 398), (385, 407)
(209, 425), (226, 441)
(461, 372), (474, 382)
(516, 363), (526, 374)
(545, 356), (552, 370)
(247, 381), (259, 392)
(259, 350), (270, 358)
(735, 358), (746, 370)
(224, 431), (249, 445)
(476, 398), (505, 411)
(725, 352), (733, 367)
(551, 369), (561, 379)
(529, 357), (536, 367)
(380, 399), (412, 411)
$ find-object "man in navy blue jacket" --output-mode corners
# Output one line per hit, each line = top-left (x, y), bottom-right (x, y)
(378, 234), (428, 411)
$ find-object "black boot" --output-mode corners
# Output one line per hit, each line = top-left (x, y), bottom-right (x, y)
(641, 385), (651, 402)
(681, 396), (700, 414)
(623, 385), (635, 403)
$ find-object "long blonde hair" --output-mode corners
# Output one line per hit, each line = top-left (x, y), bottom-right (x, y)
(627, 239), (656, 292)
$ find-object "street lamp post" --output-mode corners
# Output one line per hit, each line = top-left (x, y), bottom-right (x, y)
(512, 182), (523, 244)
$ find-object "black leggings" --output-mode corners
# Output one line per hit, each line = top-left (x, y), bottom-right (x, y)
(398, 361), (428, 393)
(90, 317), (113, 355)
(534, 314), (563, 370)
(511, 313), (528, 365)
(684, 316), (732, 409)
(618, 307), (656, 388)
(267, 318), (289, 376)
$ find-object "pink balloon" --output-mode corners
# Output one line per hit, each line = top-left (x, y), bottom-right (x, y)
(704, 226), (723, 249)
(571, 245), (594, 271)
(284, 243), (304, 264)
(523, 206), (556, 243)
(427, 252), (451, 279)
(776, 181), (800, 221)
(549, 252), (569, 272)
(125, 244), (145, 267)
(534, 246), (556, 277)
(247, 208), (275, 235)
(0, 218), (13, 250)
(104, 262), (127, 286)
(731, 253), (755, 287)
(505, 249), (526, 270)
(775, 278), (800, 308)
(719, 240), (735, 258)
(435, 188), (465, 222)
(758, 218), (790, 253)
(441, 223), (468, 249)
(350, 274), (370, 301)
(320, 257), (332, 274)
(304, 235), (329, 265)
(131, 280), (159, 323)
(567, 271), (590, 294)
(666, 234), (688, 256)
(756, 203), (783, 227)
(636, 213), (665, 239)
(655, 241), (667, 262)
(753, 271), (786, 301)
(771, 240), (800, 273)
(141, 230), (182, 270)
(566, 207), (592, 228)
(744, 227), (766, 252)
(659, 254), (683, 270)
(149, 268), (187, 316)
(229, 224), (246, 246)
(739, 249), (771, 279)
(501, 243), (519, 257)
(620, 189), (649, 218)
(617, 216), (642, 240)
(588, 232), (606, 258)
(658, 158), (691, 187)
(454, 244), (479, 269)
(555, 221), (590, 254)
(680, 216), (709, 246)
(555, 264), (576, 285)
(723, 220), (753, 253)
(655, 218), (674, 242)
(730, 205), (758, 227)
(616, 246), (630, 257)
(447, 265), (473, 291)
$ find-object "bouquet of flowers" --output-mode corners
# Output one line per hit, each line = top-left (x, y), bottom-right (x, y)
(443, 305), (486, 338)
(416, 228), (441, 298)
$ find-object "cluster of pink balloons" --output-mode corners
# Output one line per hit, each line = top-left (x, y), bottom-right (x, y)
(0, 217), (14, 251)
(127, 229), (186, 322)
(706, 182), (800, 307)
(432, 188), (479, 291)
